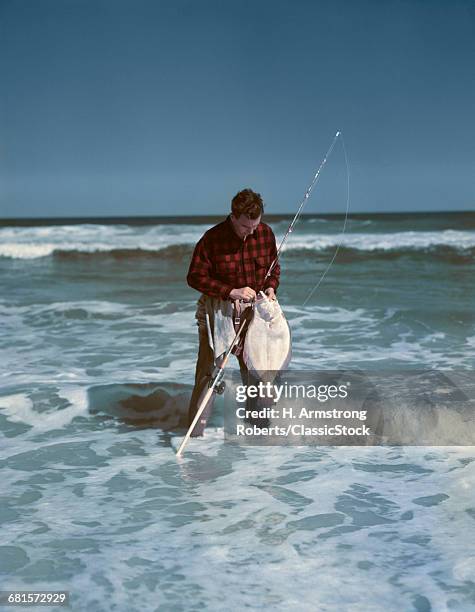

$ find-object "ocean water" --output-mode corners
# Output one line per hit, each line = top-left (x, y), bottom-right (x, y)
(0, 212), (474, 611)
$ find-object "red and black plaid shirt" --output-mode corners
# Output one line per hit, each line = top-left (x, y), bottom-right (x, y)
(187, 215), (280, 300)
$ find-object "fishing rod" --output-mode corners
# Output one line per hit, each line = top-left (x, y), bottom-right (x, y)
(176, 131), (342, 458)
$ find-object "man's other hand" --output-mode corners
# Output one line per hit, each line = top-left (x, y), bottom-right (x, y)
(229, 287), (257, 301)
(264, 287), (276, 300)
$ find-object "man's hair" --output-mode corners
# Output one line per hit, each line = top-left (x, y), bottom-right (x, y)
(231, 188), (264, 220)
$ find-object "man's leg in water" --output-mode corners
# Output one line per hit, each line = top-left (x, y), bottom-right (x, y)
(187, 328), (217, 437)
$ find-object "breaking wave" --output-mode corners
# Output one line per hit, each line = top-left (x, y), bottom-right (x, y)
(0, 228), (474, 261)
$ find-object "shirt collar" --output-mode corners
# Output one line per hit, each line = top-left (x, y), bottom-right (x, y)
(225, 214), (242, 242)
(225, 214), (259, 243)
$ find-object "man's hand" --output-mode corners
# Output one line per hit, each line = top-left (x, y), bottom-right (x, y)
(229, 287), (257, 302)
(264, 287), (276, 300)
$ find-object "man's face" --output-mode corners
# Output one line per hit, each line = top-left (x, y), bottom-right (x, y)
(231, 214), (261, 240)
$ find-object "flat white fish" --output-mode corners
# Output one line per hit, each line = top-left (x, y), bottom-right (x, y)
(243, 292), (292, 380)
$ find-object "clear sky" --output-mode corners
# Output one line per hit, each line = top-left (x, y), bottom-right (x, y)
(1, 0), (474, 217)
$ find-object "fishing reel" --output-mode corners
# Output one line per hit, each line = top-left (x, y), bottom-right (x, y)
(208, 368), (226, 394)
(208, 378), (226, 394)
(213, 381), (226, 395)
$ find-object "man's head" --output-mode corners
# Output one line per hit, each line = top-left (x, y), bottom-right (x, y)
(230, 188), (263, 239)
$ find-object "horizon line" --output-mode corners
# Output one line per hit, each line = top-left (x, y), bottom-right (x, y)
(1, 208), (474, 225)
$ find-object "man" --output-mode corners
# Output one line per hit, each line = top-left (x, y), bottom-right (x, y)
(186, 188), (280, 436)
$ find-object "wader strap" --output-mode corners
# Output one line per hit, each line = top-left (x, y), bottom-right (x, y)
(233, 300), (252, 329)
(232, 300), (252, 356)
(233, 300), (241, 329)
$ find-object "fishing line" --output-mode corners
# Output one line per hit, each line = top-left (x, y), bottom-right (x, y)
(302, 132), (350, 306)
(260, 130), (342, 291)
(261, 131), (350, 302)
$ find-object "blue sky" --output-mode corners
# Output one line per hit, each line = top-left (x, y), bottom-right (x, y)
(1, 0), (474, 217)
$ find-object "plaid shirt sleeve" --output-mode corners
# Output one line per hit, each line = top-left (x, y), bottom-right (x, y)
(187, 236), (234, 300)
